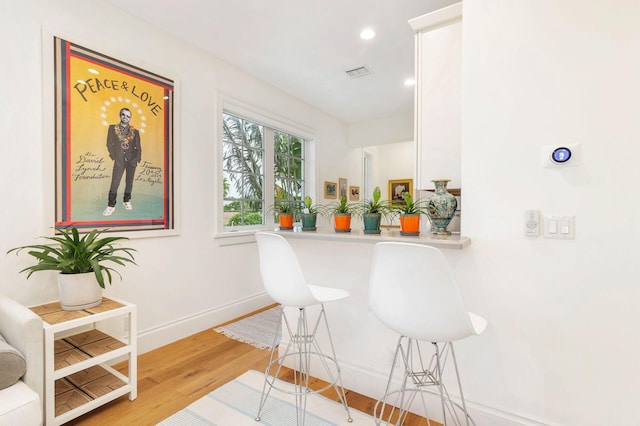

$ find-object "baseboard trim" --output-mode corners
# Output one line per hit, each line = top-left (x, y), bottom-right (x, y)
(136, 293), (273, 354)
(337, 360), (551, 426)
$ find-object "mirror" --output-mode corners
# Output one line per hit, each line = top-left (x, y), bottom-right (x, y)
(360, 140), (461, 233)
(361, 141), (414, 203)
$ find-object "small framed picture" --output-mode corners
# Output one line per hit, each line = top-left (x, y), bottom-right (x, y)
(324, 181), (337, 199)
(349, 186), (360, 201)
(389, 179), (413, 206)
(339, 178), (348, 199)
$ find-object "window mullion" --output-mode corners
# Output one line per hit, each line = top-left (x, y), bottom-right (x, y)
(263, 127), (275, 226)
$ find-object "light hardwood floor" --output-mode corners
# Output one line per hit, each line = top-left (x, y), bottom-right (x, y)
(66, 305), (435, 425)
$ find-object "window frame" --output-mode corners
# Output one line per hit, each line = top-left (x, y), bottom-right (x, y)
(215, 97), (316, 243)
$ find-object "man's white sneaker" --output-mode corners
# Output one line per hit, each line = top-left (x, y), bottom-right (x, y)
(103, 206), (116, 216)
(123, 202), (133, 210)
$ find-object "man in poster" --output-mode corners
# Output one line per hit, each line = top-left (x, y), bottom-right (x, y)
(103, 107), (142, 216)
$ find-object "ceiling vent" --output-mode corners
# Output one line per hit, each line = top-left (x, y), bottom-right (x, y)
(345, 65), (373, 79)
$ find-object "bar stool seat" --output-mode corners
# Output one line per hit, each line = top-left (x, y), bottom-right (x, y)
(254, 231), (352, 425)
(368, 242), (487, 425)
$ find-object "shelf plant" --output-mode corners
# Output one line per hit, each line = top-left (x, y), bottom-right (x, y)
(354, 186), (393, 234)
(299, 196), (319, 231)
(7, 227), (137, 310)
(392, 192), (433, 236)
(266, 201), (295, 230)
(329, 195), (355, 233)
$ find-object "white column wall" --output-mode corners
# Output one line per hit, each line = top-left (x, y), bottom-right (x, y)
(460, 1), (640, 424)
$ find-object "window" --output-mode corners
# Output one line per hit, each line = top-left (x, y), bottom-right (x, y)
(222, 114), (265, 228)
(222, 112), (307, 231)
(274, 131), (305, 218)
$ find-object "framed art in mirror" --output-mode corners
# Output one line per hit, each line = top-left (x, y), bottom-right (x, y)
(349, 186), (360, 201)
(339, 177), (348, 199)
(389, 179), (413, 206)
(324, 181), (337, 199)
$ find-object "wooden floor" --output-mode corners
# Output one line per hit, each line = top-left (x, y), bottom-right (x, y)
(67, 306), (437, 425)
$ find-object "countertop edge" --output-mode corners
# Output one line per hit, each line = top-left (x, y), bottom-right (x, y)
(274, 227), (470, 249)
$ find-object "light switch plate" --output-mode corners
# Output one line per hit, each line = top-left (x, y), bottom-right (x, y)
(544, 215), (575, 239)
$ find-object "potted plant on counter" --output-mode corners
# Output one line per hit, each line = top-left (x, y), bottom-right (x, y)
(354, 186), (393, 234)
(330, 195), (355, 233)
(7, 227), (137, 311)
(393, 192), (433, 236)
(267, 201), (295, 230)
(299, 196), (320, 231)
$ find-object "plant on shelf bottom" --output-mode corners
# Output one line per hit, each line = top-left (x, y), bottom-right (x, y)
(267, 202), (295, 230)
(355, 186), (393, 234)
(300, 196), (319, 231)
(393, 192), (433, 236)
(7, 227), (137, 311)
(331, 196), (355, 233)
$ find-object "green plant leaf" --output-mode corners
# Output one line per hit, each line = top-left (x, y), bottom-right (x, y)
(7, 227), (137, 286)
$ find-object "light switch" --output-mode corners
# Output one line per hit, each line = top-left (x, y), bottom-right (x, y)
(544, 215), (575, 239)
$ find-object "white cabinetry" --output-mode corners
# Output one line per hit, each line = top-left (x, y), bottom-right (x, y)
(410, 3), (462, 190)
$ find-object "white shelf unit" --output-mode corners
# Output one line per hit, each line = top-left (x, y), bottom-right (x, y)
(33, 298), (137, 425)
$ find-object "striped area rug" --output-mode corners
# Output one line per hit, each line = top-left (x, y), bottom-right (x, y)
(157, 369), (373, 425)
(214, 306), (283, 350)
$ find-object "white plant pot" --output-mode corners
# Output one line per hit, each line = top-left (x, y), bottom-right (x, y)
(57, 272), (103, 311)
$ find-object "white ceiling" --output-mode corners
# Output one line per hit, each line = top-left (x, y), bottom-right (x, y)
(103, 0), (458, 123)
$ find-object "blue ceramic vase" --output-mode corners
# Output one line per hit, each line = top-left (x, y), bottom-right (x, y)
(427, 179), (457, 235)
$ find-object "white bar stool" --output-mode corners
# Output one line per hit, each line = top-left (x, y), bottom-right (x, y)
(254, 231), (352, 425)
(368, 242), (487, 425)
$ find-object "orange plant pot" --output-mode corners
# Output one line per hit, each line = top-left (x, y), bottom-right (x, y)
(399, 214), (421, 236)
(278, 214), (294, 229)
(334, 214), (352, 232)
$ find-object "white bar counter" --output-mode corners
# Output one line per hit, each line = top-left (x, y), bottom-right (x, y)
(274, 226), (475, 416)
(274, 226), (470, 249)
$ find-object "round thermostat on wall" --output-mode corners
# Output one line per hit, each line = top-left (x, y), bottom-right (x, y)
(551, 147), (572, 164)
(542, 144), (581, 168)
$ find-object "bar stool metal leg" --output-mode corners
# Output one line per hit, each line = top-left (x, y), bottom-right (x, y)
(373, 338), (474, 426)
(256, 305), (352, 425)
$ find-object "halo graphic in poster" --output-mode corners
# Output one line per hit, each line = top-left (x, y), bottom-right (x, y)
(53, 37), (174, 233)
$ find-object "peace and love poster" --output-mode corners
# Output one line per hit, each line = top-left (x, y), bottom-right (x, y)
(53, 36), (175, 233)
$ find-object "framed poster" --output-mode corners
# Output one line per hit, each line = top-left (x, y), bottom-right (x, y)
(52, 36), (175, 234)
(324, 181), (337, 199)
(339, 177), (347, 199)
(389, 179), (413, 206)
(349, 186), (360, 201)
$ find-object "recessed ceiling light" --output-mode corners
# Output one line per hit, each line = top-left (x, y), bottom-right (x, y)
(404, 78), (416, 87)
(360, 28), (375, 40)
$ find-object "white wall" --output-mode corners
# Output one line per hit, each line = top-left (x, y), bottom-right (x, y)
(347, 110), (413, 148)
(360, 141), (414, 196)
(460, 1), (640, 424)
(0, 0), (357, 353)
